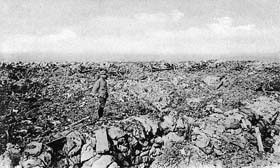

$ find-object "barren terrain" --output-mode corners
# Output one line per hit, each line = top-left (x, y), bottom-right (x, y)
(1, 60), (280, 168)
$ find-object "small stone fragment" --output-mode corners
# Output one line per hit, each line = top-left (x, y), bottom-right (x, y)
(194, 133), (210, 148)
(108, 162), (120, 168)
(81, 143), (95, 162)
(95, 129), (109, 154)
(108, 127), (125, 140)
(176, 118), (185, 129)
(24, 142), (43, 156)
(91, 155), (113, 168)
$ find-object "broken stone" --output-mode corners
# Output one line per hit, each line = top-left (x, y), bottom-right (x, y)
(228, 134), (247, 149)
(107, 127), (125, 140)
(132, 116), (159, 136)
(117, 145), (128, 153)
(154, 137), (163, 144)
(63, 131), (84, 156)
(142, 146), (151, 151)
(115, 153), (125, 162)
(0, 143), (21, 168)
(17, 129), (28, 135)
(24, 142), (43, 156)
(68, 155), (81, 167)
(162, 132), (184, 147)
(122, 160), (130, 167)
(203, 76), (220, 87)
(21, 120), (33, 124)
(81, 158), (94, 168)
(153, 143), (161, 148)
(246, 96), (280, 122)
(139, 163), (147, 168)
(214, 148), (224, 156)
(141, 140), (149, 147)
(81, 143), (95, 162)
(176, 118), (185, 129)
(0, 152), (12, 168)
(81, 155), (101, 168)
(6, 143), (21, 155)
(140, 150), (149, 157)
(149, 146), (156, 156)
(37, 146), (52, 168)
(159, 115), (175, 132)
(154, 148), (161, 157)
(91, 155), (113, 168)
(215, 125), (226, 133)
(224, 117), (241, 129)
(142, 156), (149, 163)
(214, 108), (223, 114)
(83, 133), (96, 148)
(95, 129), (109, 154)
(135, 150), (141, 156)
(183, 116), (195, 124)
(241, 118), (251, 130)
(128, 136), (138, 148)
(108, 162), (120, 168)
(273, 135), (280, 154)
(212, 139), (222, 150)
(214, 160), (224, 168)
(20, 157), (44, 168)
(180, 148), (187, 155)
(134, 156), (143, 165)
(194, 133), (210, 148)
(34, 126), (44, 133)
(50, 120), (61, 127)
(133, 128), (146, 140)
(208, 113), (225, 122)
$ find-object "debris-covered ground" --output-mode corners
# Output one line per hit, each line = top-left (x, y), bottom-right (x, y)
(1, 60), (280, 168)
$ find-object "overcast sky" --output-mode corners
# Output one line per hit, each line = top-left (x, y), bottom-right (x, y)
(0, 0), (280, 61)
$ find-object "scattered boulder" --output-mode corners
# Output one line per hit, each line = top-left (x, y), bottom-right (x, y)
(21, 142), (53, 168)
(108, 127), (125, 140)
(63, 131), (84, 156)
(193, 128), (210, 148)
(162, 132), (185, 147)
(159, 115), (176, 132)
(203, 75), (220, 87)
(81, 143), (96, 162)
(132, 115), (159, 136)
(176, 118), (185, 129)
(95, 129), (110, 154)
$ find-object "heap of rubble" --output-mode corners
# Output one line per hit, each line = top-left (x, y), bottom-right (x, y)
(2, 95), (280, 168)
(1, 61), (280, 168)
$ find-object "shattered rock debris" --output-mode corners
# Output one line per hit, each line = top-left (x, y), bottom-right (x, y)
(1, 61), (280, 168)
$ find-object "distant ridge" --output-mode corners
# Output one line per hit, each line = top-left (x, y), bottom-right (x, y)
(0, 52), (279, 63)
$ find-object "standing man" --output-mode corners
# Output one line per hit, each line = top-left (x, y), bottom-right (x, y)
(92, 70), (109, 119)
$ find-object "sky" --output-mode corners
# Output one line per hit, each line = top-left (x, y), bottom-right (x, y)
(0, 0), (280, 61)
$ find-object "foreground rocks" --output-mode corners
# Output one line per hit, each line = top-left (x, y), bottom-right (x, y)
(2, 96), (280, 168)
(0, 114), (183, 168)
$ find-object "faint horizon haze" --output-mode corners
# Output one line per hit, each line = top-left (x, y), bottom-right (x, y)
(1, 52), (280, 63)
(1, 0), (280, 61)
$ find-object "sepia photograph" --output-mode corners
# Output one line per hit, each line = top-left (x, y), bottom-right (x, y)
(0, 0), (280, 167)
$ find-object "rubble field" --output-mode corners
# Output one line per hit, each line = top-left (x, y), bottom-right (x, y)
(1, 60), (280, 168)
